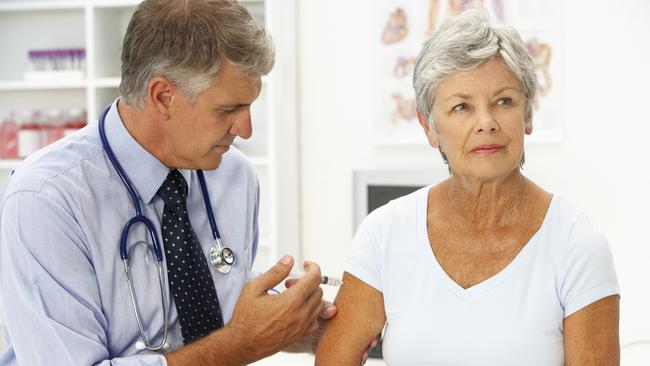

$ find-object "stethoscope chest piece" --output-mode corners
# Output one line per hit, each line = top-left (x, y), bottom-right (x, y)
(210, 243), (235, 274)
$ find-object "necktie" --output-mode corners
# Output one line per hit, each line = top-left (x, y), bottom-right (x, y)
(157, 169), (224, 343)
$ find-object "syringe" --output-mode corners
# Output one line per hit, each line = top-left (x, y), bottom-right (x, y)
(289, 272), (342, 286)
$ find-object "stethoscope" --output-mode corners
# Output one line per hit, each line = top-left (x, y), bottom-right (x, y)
(98, 105), (235, 352)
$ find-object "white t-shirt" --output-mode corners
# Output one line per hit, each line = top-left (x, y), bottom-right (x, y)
(346, 187), (619, 366)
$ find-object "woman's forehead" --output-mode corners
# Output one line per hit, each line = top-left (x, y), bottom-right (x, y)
(436, 59), (521, 98)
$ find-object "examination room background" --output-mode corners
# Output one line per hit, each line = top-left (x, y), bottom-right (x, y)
(1, 0), (649, 365)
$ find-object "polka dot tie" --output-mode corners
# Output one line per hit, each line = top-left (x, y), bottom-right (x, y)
(157, 169), (224, 344)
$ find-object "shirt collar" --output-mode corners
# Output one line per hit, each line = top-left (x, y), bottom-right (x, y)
(103, 99), (194, 204)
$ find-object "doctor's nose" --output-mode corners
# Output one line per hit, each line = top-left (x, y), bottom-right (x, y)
(230, 108), (253, 140)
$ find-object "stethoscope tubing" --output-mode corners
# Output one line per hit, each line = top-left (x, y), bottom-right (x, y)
(98, 106), (165, 262)
(99, 106), (226, 261)
(99, 104), (233, 351)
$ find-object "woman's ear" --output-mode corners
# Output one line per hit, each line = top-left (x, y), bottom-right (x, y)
(417, 109), (439, 148)
(524, 119), (533, 135)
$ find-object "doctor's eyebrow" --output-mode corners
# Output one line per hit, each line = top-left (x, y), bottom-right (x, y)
(216, 102), (252, 110)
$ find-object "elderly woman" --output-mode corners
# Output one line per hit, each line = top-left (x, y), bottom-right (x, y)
(315, 9), (620, 366)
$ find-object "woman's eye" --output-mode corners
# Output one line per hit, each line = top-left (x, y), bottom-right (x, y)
(497, 97), (513, 106)
(452, 103), (468, 112)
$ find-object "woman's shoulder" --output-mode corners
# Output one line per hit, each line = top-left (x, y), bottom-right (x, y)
(546, 195), (598, 235)
(543, 196), (619, 314)
(542, 195), (609, 256)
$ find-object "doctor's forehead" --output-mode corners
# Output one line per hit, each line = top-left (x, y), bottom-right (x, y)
(209, 76), (262, 106)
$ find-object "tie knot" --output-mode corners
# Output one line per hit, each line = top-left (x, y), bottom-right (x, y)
(157, 169), (188, 205)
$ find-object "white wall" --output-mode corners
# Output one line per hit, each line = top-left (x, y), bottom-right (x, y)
(297, 0), (650, 356)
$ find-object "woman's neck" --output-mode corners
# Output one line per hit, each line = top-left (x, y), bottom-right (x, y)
(443, 170), (532, 229)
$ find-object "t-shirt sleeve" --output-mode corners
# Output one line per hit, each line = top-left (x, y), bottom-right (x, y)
(559, 215), (620, 317)
(344, 208), (385, 292)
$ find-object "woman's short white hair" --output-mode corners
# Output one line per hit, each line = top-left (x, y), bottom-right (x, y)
(413, 8), (537, 131)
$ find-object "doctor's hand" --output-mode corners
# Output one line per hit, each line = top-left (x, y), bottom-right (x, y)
(284, 278), (379, 365)
(281, 294), (337, 354)
(225, 256), (325, 364)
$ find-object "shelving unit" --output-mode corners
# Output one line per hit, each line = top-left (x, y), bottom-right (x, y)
(0, 80), (87, 90)
(0, 160), (21, 171)
(0, 0), (300, 275)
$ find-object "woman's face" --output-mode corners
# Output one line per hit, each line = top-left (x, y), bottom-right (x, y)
(423, 58), (529, 181)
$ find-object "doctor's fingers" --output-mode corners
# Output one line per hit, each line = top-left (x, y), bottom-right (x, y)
(299, 286), (325, 333)
(285, 261), (322, 296)
(284, 281), (323, 316)
(307, 297), (326, 327)
(251, 255), (294, 294)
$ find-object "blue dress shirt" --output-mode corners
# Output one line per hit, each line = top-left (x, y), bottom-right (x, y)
(0, 100), (259, 365)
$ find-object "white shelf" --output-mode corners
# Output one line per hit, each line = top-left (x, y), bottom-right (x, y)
(0, 1), (84, 12)
(0, 80), (87, 91)
(0, 160), (21, 170)
(92, 78), (121, 88)
(91, 0), (141, 8)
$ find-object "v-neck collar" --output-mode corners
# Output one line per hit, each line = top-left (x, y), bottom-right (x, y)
(416, 188), (556, 299)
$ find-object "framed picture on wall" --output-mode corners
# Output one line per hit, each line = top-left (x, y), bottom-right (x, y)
(372, 0), (565, 145)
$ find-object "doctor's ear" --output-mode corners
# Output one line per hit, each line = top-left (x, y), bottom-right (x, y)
(147, 76), (175, 120)
(417, 109), (439, 148)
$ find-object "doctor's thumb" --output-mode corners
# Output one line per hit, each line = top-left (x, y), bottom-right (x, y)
(254, 255), (293, 293)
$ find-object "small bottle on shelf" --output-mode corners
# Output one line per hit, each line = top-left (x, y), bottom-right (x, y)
(44, 108), (65, 146)
(0, 111), (19, 159)
(26, 51), (37, 73)
(17, 110), (42, 159)
(78, 49), (86, 74)
(64, 108), (87, 137)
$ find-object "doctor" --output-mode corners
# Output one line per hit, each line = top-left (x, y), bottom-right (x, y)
(0, 0), (342, 365)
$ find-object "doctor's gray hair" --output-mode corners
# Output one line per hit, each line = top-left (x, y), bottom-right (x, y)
(413, 9), (537, 131)
(119, 0), (275, 108)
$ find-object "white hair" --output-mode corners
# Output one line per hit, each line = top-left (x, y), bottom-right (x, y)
(413, 8), (537, 131)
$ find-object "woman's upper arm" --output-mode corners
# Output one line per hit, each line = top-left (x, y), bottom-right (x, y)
(564, 294), (620, 366)
(315, 272), (386, 366)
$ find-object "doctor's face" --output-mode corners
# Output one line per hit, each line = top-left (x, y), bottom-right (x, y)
(167, 61), (261, 170)
(426, 58), (529, 181)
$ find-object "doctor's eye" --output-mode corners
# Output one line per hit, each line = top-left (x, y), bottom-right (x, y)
(452, 103), (469, 112)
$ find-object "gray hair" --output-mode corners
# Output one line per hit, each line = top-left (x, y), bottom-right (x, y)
(119, 0), (275, 108)
(413, 8), (537, 131)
